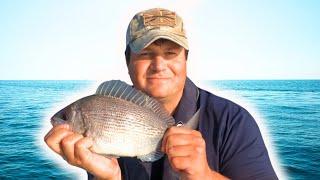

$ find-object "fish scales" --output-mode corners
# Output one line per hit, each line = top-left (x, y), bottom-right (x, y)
(74, 96), (166, 156)
(51, 80), (175, 162)
(82, 105), (165, 137)
(81, 97), (166, 135)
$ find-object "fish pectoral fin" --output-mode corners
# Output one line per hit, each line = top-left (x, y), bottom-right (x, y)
(137, 150), (164, 162)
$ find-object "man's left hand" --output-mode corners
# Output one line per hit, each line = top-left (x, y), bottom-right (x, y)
(161, 126), (214, 179)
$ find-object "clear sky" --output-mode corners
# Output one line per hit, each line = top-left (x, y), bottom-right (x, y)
(0, 0), (319, 80)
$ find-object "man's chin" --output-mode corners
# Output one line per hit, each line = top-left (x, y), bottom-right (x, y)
(148, 92), (167, 99)
(146, 89), (169, 99)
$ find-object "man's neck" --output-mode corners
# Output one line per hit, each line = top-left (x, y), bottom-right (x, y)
(156, 91), (184, 115)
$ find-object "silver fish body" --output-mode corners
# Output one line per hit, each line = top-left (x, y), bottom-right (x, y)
(51, 80), (175, 162)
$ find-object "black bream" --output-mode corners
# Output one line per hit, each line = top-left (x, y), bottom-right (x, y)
(51, 80), (175, 162)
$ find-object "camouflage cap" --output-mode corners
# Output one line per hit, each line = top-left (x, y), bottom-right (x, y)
(126, 8), (189, 53)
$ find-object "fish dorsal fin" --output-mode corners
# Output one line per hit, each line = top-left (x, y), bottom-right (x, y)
(95, 80), (174, 126)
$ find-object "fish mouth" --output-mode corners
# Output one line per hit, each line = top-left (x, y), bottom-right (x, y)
(51, 108), (68, 126)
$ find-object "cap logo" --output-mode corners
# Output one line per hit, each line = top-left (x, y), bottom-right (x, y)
(142, 9), (176, 27)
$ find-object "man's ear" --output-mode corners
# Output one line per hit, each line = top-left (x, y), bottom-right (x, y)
(185, 49), (189, 60)
(125, 45), (131, 66)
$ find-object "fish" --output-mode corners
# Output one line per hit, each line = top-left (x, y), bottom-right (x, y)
(50, 80), (176, 162)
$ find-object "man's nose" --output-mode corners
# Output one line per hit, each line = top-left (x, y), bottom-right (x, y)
(150, 55), (166, 72)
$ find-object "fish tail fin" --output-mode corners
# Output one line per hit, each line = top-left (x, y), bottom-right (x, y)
(137, 138), (164, 162)
(137, 150), (164, 162)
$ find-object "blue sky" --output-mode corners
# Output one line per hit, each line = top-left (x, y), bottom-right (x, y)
(0, 0), (319, 80)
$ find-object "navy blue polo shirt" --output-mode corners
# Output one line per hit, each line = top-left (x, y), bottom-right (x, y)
(89, 78), (278, 179)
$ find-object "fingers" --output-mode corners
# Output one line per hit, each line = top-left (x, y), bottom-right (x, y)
(165, 134), (204, 154)
(44, 124), (73, 156)
(74, 137), (94, 166)
(170, 156), (191, 171)
(74, 138), (121, 179)
(61, 133), (84, 166)
(165, 126), (202, 136)
(168, 145), (200, 157)
(165, 134), (206, 161)
(167, 144), (206, 172)
(44, 124), (69, 140)
(161, 127), (210, 177)
(161, 126), (203, 153)
(44, 126), (121, 179)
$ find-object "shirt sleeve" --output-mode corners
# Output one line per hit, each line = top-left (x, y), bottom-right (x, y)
(219, 108), (278, 180)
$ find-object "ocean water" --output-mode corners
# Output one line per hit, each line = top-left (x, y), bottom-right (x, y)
(0, 80), (319, 179)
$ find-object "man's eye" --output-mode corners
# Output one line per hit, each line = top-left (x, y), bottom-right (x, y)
(165, 51), (177, 55)
(139, 52), (151, 56)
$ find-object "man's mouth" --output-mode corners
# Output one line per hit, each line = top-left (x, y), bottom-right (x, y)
(147, 77), (170, 79)
(147, 77), (171, 81)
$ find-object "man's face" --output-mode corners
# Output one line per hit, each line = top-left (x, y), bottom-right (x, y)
(128, 39), (187, 101)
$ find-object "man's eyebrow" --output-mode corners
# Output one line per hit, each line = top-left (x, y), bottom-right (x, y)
(140, 48), (152, 52)
(166, 46), (181, 51)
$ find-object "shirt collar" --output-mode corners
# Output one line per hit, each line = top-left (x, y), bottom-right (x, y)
(173, 77), (199, 124)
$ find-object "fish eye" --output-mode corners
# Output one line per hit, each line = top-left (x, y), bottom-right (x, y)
(62, 113), (67, 120)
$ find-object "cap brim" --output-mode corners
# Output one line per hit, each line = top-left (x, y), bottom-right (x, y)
(129, 30), (189, 53)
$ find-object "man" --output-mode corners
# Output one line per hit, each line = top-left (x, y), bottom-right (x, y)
(45, 8), (278, 180)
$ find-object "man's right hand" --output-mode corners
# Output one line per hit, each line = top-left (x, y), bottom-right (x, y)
(44, 124), (121, 180)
